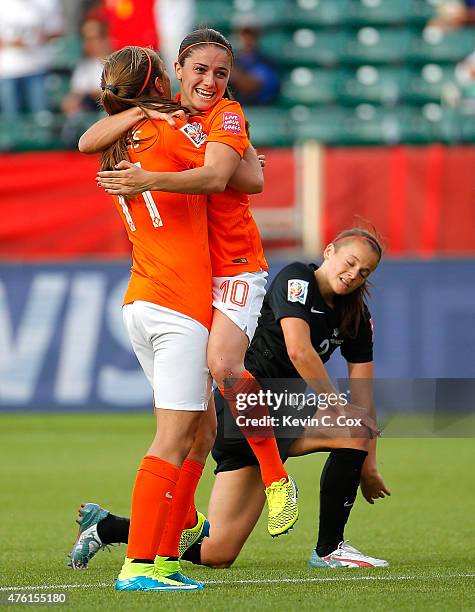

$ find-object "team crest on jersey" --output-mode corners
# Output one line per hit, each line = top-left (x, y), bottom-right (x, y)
(287, 279), (309, 304)
(222, 112), (243, 134)
(180, 122), (207, 148)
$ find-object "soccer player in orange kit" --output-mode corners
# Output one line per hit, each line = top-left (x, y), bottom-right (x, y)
(82, 28), (299, 539)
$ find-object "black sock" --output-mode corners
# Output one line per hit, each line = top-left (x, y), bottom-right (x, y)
(181, 540), (203, 565)
(316, 448), (367, 558)
(96, 513), (130, 545)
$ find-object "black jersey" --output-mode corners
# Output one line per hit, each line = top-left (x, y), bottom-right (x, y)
(244, 262), (374, 379)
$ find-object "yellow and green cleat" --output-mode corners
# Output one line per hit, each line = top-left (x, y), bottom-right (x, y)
(178, 511), (210, 558)
(265, 476), (299, 537)
(154, 555), (204, 589)
(115, 558), (199, 591)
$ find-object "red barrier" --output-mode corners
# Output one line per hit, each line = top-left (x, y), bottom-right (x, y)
(1, 146), (473, 259)
(324, 145), (475, 256)
(0, 149), (296, 260)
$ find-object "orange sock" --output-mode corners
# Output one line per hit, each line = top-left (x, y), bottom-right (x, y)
(158, 458), (204, 558)
(127, 455), (179, 560)
(220, 370), (288, 487)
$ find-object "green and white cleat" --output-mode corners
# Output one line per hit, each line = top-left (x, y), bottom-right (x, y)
(154, 555), (204, 589)
(68, 503), (109, 569)
(178, 511), (210, 558)
(265, 476), (299, 537)
(309, 541), (389, 568)
(116, 558), (199, 591)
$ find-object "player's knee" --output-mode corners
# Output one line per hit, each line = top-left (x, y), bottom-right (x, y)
(208, 358), (243, 386)
(204, 550), (238, 569)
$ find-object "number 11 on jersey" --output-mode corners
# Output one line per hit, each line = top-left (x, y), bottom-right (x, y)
(118, 162), (163, 231)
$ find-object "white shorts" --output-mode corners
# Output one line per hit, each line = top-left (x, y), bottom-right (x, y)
(122, 301), (210, 411)
(212, 271), (268, 342)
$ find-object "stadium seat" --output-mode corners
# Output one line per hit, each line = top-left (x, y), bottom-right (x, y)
(195, 0), (232, 29)
(244, 107), (292, 147)
(403, 64), (457, 105)
(0, 117), (58, 152)
(293, 107), (350, 144)
(339, 104), (400, 144)
(342, 27), (411, 64)
(279, 67), (347, 106)
(396, 105), (462, 143)
(408, 27), (475, 64)
(338, 65), (408, 106)
(45, 73), (71, 113)
(349, 0), (413, 26)
(261, 29), (348, 67)
(342, 27), (414, 64)
(196, 0), (291, 30)
(288, 0), (352, 28)
(50, 36), (82, 71)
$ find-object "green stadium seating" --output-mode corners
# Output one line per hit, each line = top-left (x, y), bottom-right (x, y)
(50, 36), (82, 71)
(403, 64), (457, 104)
(244, 106), (293, 147)
(279, 67), (347, 106)
(196, 0), (291, 30)
(396, 105), (462, 143)
(349, 0), (413, 26)
(0, 117), (58, 152)
(338, 65), (408, 106)
(342, 27), (414, 64)
(261, 29), (348, 67)
(408, 27), (475, 64)
(288, 0), (352, 28)
(293, 107), (350, 144)
(45, 73), (71, 112)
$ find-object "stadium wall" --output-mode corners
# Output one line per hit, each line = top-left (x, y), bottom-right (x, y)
(0, 260), (473, 412)
(1, 147), (474, 258)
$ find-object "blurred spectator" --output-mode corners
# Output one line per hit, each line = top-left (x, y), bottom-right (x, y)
(85, 0), (160, 51)
(156, 0), (196, 76)
(428, 0), (475, 30)
(61, 19), (110, 116)
(0, 0), (64, 116)
(229, 16), (281, 106)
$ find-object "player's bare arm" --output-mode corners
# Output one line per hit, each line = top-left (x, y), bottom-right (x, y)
(97, 141), (241, 195)
(78, 108), (186, 154)
(280, 316), (379, 435)
(280, 317), (342, 396)
(227, 145), (264, 194)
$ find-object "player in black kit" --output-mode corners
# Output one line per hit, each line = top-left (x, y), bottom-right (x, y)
(69, 226), (391, 570)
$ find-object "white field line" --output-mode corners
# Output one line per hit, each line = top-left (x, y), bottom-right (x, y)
(0, 573), (474, 591)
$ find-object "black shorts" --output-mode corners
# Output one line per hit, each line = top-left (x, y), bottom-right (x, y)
(211, 385), (303, 475)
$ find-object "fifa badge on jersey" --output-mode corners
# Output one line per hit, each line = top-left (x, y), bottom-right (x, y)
(180, 122), (207, 148)
(287, 279), (309, 305)
(222, 112), (243, 134)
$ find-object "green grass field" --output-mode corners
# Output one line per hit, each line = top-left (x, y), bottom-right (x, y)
(0, 414), (473, 611)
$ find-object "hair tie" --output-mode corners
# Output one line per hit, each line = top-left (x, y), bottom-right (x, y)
(178, 41), (234, 63)
(102, 84), (118, 94)
(136, 49), (153, 97)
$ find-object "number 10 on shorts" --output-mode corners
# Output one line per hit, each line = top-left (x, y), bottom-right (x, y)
(219, 279), (249, 307)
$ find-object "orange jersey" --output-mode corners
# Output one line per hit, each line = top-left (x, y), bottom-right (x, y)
(113, 119), (212, 329)
(188, 99), (268, 276)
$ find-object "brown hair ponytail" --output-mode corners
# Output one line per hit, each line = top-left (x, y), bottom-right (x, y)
(99, 46), (188, 170)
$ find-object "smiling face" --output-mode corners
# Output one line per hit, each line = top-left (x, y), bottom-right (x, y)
(321, 239), (380, 297)
(175, 45), (232, 113)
